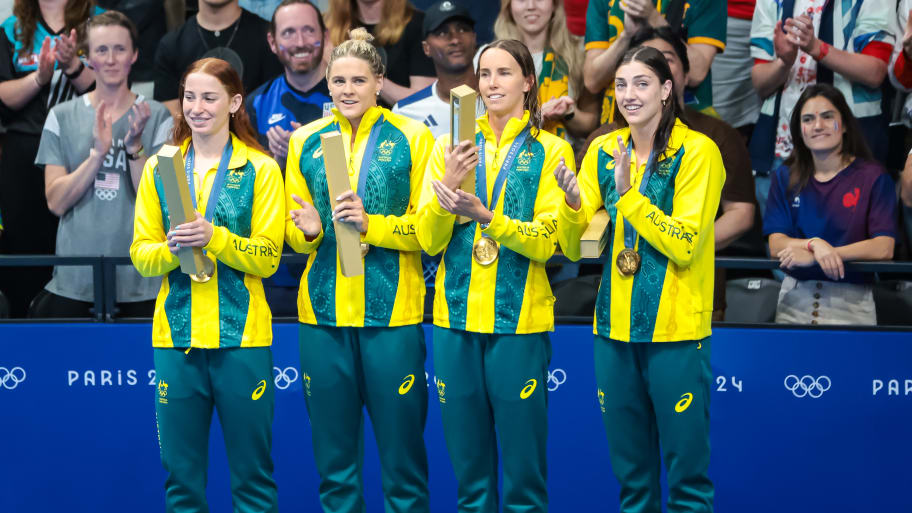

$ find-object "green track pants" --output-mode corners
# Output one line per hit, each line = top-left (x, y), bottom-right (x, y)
(153, 347), (277, 513)
(432, 327), (551, 513)
(298, 323), (430, 513)
(594, 337), (713, 513)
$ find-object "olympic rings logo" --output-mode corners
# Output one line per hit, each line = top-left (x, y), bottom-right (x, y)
(784, 375), (831, 398)
(547, 369), (566, 391)
(0, 367), (26, 390)
(95, 189), (117, 201)
(273, 366), (299, 390)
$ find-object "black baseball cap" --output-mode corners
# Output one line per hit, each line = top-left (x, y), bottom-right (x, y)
(423, 0), (475, 39)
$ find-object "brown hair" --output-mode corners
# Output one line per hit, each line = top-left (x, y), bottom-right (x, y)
(477, 39), (542, 137)
(13, 0), (93, 56)
(85, 10), (138, 52)
(785, 83), (872, 193)
(171, 58), (265, 154)
(326, 0), (414, 47)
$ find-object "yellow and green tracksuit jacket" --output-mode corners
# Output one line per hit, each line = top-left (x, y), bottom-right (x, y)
(285, 106), (433, 327)
(417, 111), (575, 334)
(559, 119), (724, 342)
(130, 134), (285, 348)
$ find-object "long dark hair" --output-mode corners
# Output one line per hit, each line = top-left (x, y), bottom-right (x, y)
(612, 45), (682, 160)
(13, 0), (93, 56)
(785, 83), (871, 193)
(171, 58), (265, 154)
(477, 39), (542, 137)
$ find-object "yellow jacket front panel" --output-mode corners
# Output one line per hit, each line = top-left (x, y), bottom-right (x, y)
(417, 112), (575, 334)
(558, 119), (725, 342)
(285, 106), (433, 327)
(130, 134), (285, 348)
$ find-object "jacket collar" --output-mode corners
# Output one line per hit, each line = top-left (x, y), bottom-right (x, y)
(180, 132), (249, 170)
(477, 110), (532, 147)
(330, 105), (386, 138)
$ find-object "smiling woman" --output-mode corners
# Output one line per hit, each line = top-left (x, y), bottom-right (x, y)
(764, 84), (897, 326)
(555, 45), (724, 512)
(416, 38), (575, 513)
(283, 27), (436, 513)
(130, 57), (285, 513)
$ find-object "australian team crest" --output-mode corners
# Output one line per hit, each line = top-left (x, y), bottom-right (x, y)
(378, 140), (396, 162)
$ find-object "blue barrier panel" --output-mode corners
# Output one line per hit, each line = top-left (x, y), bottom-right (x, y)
(1, 323), (910, 512)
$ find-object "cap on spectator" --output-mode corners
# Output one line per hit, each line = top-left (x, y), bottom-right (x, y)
(423, 0), (475, 39)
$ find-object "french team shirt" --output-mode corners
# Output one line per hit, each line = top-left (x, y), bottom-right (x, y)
(763, 158), (896, 283)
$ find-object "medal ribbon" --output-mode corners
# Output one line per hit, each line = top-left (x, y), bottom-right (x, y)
(477, 125), (531, 213)
(185, 140), (234, 223)
(333, 114), (384, 201)
(622, 138), (656, 251)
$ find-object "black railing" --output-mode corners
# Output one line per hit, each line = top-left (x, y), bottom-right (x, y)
(3, 254), (912, 324)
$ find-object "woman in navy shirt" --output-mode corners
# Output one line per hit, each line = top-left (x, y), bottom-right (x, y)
(764, 84), (896, 325)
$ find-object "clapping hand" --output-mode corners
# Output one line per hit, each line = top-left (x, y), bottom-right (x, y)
(612, 135), (632, 196)
(553, 157), (580, 210)
(124, 102), (151, 154)
(289, 194), (322, 239)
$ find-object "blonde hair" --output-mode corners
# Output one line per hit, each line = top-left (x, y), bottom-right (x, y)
(494, 0), (582, 95)
(326, 0), (414, 47)
(326, 27), (386, 77)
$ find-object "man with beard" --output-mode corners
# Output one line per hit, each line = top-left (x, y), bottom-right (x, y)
(247, 0), (331, 318)
(247, 0), (331, 171)
(392, 0), (482, 139)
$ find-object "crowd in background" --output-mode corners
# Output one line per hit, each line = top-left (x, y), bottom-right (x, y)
(1, 0), (911, 325)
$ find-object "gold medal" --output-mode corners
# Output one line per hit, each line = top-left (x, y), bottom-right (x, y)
(189, 259), (215, 283)
(616, 248), (641, 276)
(472, 237), (499, 265)
(360, 242), (369, 257)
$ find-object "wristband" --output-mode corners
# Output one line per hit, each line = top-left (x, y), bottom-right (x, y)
(64, 60), (85, 79)
(813, 41), (829, 61)
(807, 237), (820, 252)
(126, 145), (145, 161)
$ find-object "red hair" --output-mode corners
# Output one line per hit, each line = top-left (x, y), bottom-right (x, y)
(171, 58), (265, 154)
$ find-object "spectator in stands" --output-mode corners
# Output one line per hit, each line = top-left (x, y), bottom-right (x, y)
(493, 0), (599, 142)
(32, 11), (172, 319)
(393, 0), (482, 139)
(895, 2), (912, 243)
(247, 0), (331, 317)
(0, 0), (99, 318)
(582, 26), (756, 322)
(96, 0), (167, 98)
(325, 0), (436, 106)
(711, 0), (759, 140)
(583, 0), (725, 123)
(248, 0), (331, 170)
(153, 0), (283, 118)
(750, 0), (894, 213)
(765, 84), (896, 326)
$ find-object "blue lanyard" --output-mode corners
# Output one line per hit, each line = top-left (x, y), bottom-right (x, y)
(334, 115), (383, 199)
(184, 141), (233, 222)
(477, 125), (530, 212)
(622, 138), (656, 250)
